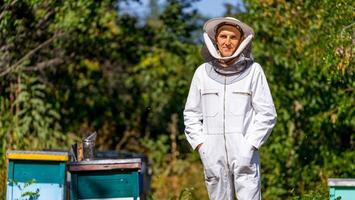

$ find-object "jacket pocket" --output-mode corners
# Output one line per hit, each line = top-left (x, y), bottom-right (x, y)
(202, 89), (219, 117)
(228, 133), (257, 164)
(234, 163), (258, 180)
(240, 133), (257, 158)
(204, 165), (220, 185)
(228, 90), (251, 116)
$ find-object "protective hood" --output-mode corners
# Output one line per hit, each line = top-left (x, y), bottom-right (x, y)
(201, 17), (254, 62)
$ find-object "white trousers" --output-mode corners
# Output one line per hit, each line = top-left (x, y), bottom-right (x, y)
(198, 134), (261, 200)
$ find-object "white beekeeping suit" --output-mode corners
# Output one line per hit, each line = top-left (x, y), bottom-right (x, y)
(184, 17), (277, 200)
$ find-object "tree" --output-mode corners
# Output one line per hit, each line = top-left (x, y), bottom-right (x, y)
(0, 0), (204, 197)
(232, 0), (354, 198)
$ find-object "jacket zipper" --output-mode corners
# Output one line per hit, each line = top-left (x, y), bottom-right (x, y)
(223, 76), (230, 169)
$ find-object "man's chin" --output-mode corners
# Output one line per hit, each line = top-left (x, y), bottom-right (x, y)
(221, 52), (233, 57)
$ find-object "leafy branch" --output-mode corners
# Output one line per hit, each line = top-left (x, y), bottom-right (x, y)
(0, 32), (65, 77)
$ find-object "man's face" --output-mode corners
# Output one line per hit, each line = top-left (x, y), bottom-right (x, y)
(216, 25), (242, 57)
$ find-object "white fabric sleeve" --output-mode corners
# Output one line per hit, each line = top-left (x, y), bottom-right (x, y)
(184, 70), (205, 150)
(245, 64), (277, 149)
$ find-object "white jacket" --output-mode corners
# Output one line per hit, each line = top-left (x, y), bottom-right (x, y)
(184, 62), (277, 151)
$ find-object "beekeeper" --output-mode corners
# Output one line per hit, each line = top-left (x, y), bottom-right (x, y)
(184, 17), (277, 200)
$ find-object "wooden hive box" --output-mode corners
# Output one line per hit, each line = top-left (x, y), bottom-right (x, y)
(6, 150), (69, 200)
(69, 158), (141, 200)
(328, 178), (355, 200)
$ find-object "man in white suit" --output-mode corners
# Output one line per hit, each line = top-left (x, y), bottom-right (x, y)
(184, 17), (277, 200)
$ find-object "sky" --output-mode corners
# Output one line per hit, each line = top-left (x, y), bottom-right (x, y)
(119, 0), (243, 18)
(193, 0), (242, 17)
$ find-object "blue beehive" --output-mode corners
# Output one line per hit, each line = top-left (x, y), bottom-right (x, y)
(6, 150), (68, 200)
(69, 158), (141, 200)
(328, 178), (355, 200)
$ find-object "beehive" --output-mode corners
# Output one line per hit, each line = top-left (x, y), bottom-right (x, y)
(69, 158), (141, 200)
(328, 178), (355, 200)
(6, 150), (68, 200)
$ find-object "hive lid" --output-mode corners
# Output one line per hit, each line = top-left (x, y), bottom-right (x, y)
(7, 150), (69, 161)
(70, 158), (141, 165)
(69, 158), (142, 171)
(328, 178), (355, 187)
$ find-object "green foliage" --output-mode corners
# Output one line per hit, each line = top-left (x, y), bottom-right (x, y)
(140, 135), (170, 172)
(0, 0), (203, 197)
(124, 47), (201, 139)
(177, 187), (194, 200)
(235, 0), (354, 199)
(13, 179), (40, 200)
(15, 74), (64, 148)
(1, 0), (353, 199)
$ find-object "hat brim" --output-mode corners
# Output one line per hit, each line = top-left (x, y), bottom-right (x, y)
(203, 17), (254, 40)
